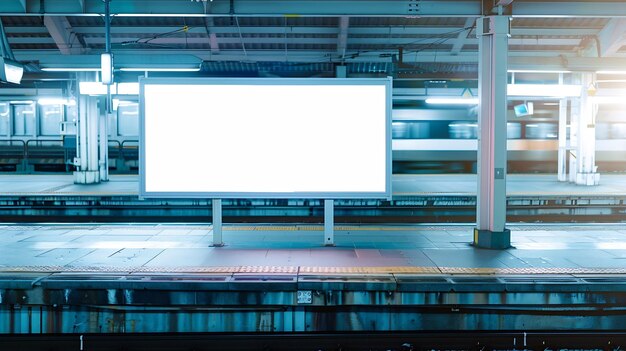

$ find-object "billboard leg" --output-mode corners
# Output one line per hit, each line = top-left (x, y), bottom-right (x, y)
(324, 199), (335, 246)
(211, 199), (224, 247)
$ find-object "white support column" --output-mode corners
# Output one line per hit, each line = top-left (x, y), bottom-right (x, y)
(73, 94), (100, 184)
(324, 199), (335, 246)
(211, 199), (224, 247)
(569, 90), (580, 183)
(557, 98), (568, 182)
(98, 107), (109, 182)
(575, 73), (600, 185)
(474, 16), (511, 249)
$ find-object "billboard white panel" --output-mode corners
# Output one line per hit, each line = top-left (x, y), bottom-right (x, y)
(140, 78), (391, 199)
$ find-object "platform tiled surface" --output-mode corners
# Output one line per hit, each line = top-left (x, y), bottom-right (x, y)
(1, 174), (626, 196)
(2, 224), (626, 272)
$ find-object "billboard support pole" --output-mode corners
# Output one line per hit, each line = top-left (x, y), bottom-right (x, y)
(212, 199), (224, 247)
(324, 199), (335, 246)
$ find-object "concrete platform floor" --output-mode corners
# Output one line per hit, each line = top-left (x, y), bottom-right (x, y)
(2, 224), (626, 273)
(1, 174), (626, 197)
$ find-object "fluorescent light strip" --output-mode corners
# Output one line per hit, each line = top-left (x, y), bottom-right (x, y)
(79, 82), (139, 95)
(117, 82), (140, 95)
(596, 71), (626, 75)
(507, 84), (581, 97)
(101, 53), (113, 85)
(425, 98), (479, 105)
(588, 96), (626, 105)
(41, 68), (101, 72)
(38, 98), (76, 106)
(508, 69), (572, 74)
(119, 67), (200, 72)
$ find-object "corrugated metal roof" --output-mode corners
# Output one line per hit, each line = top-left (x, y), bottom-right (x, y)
(1, 16), (43, 26)
(512, 17), (609, 28)
(350, 17), (469, 27)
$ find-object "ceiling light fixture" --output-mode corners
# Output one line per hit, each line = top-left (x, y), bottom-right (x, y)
(425, 98), (479, 105)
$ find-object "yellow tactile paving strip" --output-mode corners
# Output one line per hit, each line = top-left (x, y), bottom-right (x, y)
(1, 265), (626, 275)
(221, 225), (446, 231)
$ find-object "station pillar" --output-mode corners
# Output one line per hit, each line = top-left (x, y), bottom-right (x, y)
(73, 93), (101, 184)
(99, 104), (110, 182)
(474, 16), (511, 249)
(573, 73), (600, 186)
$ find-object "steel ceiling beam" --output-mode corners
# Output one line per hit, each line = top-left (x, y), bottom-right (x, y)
(450, 18), (476, 55)
(337, 16), (349, 57)
(0, 1), (482, 16)
(43, 16), (83, 54)
(3, 25), (602, 37)
(1, 1), (625, 17)
(205, 17), (220, 54)
(74, 36), (581, 46)
(14, 48), (578, 64)
(512, 1), (626, 17)
(596, 18), (626, 57)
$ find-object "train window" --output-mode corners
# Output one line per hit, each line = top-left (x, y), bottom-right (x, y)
(525, 123), (557, 139)
(39, 104), (63, 136)
(117, 102), (138, 136)
(13, 103), (35, 136)
(0, 103), (8, 136)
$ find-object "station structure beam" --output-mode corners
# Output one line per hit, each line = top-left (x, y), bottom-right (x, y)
(43, 16), (83, 55)
(1, 1), (626, 17)
(474, 16), (510, 249)
(337, 16), (349, 58)
(597, 18), (626, 58)
(450, 17), (477, 56)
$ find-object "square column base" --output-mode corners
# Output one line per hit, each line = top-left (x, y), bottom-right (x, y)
(473, 228), (511, 249)
(575, 172), (600, 186)
(73, 171), (100, 184)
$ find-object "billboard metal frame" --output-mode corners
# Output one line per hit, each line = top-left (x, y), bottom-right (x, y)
(139, 77), (392, 200)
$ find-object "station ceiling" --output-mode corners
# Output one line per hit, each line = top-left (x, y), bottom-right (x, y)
(1, 1), (626, 78)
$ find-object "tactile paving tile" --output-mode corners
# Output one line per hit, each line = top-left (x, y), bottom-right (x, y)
(133, 266), (238, 273)
(2, 265), (626, 275)
(299, 266), (441, 274)
(507, 225), (626, 231)
(220, 225), (471, 232)
(237, 266), (299, 273)
(439, 267), (626, 275)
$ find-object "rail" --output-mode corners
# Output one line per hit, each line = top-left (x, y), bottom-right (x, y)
(25, 139), (64, 160)
(0, 139), (26, 160)
(107, 139), (121, 158)
(120, 139), (139, 160)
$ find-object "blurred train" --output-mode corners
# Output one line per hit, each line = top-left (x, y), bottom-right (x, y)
(392, 102), (626, 173)
(1, 98), (626, 174)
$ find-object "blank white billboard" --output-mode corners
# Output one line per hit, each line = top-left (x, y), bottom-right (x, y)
(140, 78), (391, 199)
